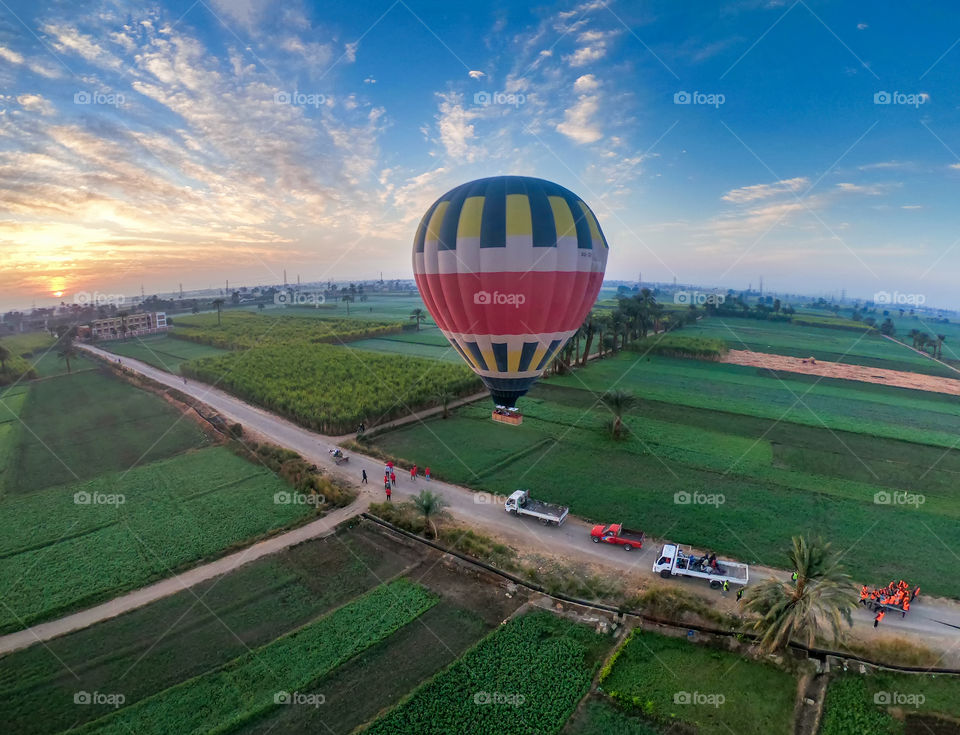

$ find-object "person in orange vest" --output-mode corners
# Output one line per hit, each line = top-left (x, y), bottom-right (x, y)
(859, 586), (869, 605)
(902, 597), (910, 618)
(874, 610), (885, 628)
(913, 586), (921, 601)
(410, 464), (417, 481)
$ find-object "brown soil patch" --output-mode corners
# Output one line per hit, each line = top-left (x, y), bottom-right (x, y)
(722, 350), (960, 396)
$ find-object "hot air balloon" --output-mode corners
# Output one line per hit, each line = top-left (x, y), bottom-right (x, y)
(412, 175), (609, 408)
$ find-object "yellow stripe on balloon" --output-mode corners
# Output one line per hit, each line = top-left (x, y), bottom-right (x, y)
(457, 196), (485, 239)
(507, 344), (521, 373)
(506, 194), (533, 236)
(548, 196), (577, 239)
(426, 200), (449, 242)
(579, 202), (606, 248)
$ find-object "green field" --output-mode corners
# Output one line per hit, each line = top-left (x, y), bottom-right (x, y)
(0, 528), (416, 735)
(80, 579), (437, 734)
(171, 309), (402, 349)
(565, 697), (662, 734)
(681, 319), (957, 377)
(366, 367), (960, 595)
(5, 367), (209, 494)
(820, 671), (960, 735)
(350, 326), (465, 363)
(365, 611), (611, 735)
(183, 342), (481, 434)
(0, 446), (316, 632)
(601, 630), (796, 735)
(102, 334), (229, 372)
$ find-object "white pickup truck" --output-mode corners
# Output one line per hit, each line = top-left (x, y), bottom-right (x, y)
(504, 489), (569, 526)
(652, 543), (749, 589)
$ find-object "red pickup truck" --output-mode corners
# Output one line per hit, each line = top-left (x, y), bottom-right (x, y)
(590, 523), (645, 551)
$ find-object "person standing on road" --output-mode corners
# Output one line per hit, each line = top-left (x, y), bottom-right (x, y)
(791, 571), (799, 584)
(390, 470), (396, 488)
(424, 467), (431, 481)
(721, 580), (729, 596)
(361, 469), (368, 484)
(874, 610), (885, 628)
(411, 464), (418, 481)
(736, 587), (744, 603)
(385, 483), (392, 501)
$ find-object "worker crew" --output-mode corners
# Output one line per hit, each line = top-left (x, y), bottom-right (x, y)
(874, 610), (885, 628)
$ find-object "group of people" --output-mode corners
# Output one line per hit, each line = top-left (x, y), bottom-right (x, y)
(860, 579), (919, 626)
(364, 461), (430, 501)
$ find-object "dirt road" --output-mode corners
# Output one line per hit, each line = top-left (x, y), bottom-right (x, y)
(4, 342), (954, 661)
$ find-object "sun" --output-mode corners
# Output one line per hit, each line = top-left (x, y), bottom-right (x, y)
(50, 276), (67, 300)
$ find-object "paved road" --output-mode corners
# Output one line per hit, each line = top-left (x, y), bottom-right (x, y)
(4, 342), (955, 660)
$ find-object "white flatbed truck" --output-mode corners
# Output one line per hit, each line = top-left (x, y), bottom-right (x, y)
(652, 543), (749, 589)
(504, 489), (569, 526)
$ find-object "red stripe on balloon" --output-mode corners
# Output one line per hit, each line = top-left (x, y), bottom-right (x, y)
(414, 271), (603, 336)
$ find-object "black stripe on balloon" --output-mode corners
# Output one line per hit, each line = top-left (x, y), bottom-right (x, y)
(414, 200), (440, 253)
(535, 338), (563, 370)
(491, 342), (509, 372)
(479, 176), (506, 248)
(517, 341), (538, 372)
(465, 341), (488, 371)
(438, 185), (470, 251)
(527, 179), (557, 248)
(564, 194), (593, 249)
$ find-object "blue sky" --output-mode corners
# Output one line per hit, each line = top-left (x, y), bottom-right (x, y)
(1, 0), (959, 310)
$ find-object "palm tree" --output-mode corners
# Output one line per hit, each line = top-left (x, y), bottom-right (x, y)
(579, 313), (596, 366)
(937, 334), (946, 359)
(411, 489), (447, 539)
(743, 536), (857, 652)
(409, 307), (426, 331)
(118, 311), (129, 341)
(212, 298), (225, 327)
(0, 344), (9, 372)
(601, 389), (637, 439)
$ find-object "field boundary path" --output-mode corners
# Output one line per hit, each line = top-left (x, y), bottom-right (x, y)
(881, 335), (960, 377)
(3, 342), (958, 659)
(722, 349), (960, 395)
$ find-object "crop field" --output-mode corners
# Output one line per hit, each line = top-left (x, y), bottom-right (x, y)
(172, 309), (402, 349)
(601, 630), (796, 735)
(0, 446), (315, 632)
(565, 697), (662, 734)
(680, 319), (956, 377)
(0, 332), (55, 383)
(819, 671), (960, 735)
(183, 342), (480, 434)
(101, 334), (229, 372)
(80, 579), (437, 734)
(0, 528), (416, 735)
(6, 367), (209, 494)
(366, 374), (960, 596)
(349, 326), (465, 363)
(365, 611), (611, 735)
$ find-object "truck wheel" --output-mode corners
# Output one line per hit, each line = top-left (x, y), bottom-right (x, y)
(509, 509), (518, 516)
(660, 570), (671, 579)
(592, 537), (600, 543)
(623, 544), (633, 551)
(540, 518), (549, 526)
(710, 580), (722, 590)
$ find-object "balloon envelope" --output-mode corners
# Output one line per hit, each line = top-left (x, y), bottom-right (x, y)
(412, 175), (609, 407)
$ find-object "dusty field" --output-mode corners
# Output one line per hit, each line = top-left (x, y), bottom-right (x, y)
(722, 349), (960, 396)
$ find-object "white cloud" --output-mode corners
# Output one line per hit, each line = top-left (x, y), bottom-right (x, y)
(573, 73), (600, 92)
(901, 204), (923, 210)
(556, 93), (602, 144)
(16, 94), (55, 115)
(344, 41), (358, 63)
(0, 46), (24, 65)
(364, 77), (376, 84)
(949, 163), (960, 170)
(835, 182), (898, 195)
(857, 22), (868, 30)
(468, 70), (485, 79)
(721, 177), (808, 203)
(566, 45), (606, 67)
(434, 93), (479, 160)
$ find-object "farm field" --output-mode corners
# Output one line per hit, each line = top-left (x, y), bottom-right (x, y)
(0, 523), (525, 735)
(565, 697), (662, 734)
(600, 629), (797, 735)
(183, 342), (480, 434)
(365, 610), (612, 735)
(0, 332), (56, 383)
(819, 671), (960, 735)
(171, 309), (402, 349)
(101, 334), (229, 372)
(349, 326), (465, 363)
(0, 446), (315, 632)
(0, 527), (416, 735)
(365, 373), (960, 596)
(680, 319), (957, 378)
(5, 366), (209, 494)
